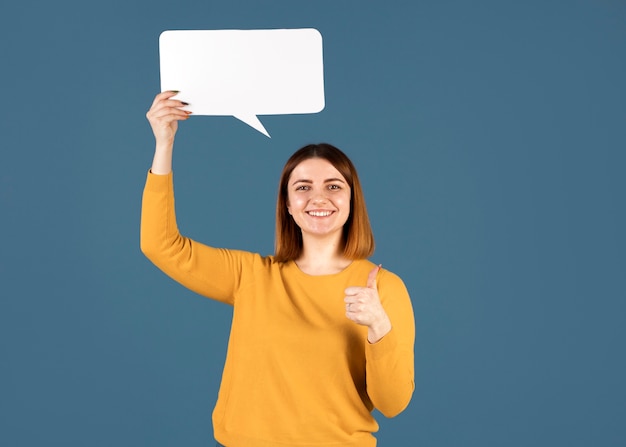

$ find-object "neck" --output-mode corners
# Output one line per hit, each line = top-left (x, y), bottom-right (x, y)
(295, 234), (351, 275)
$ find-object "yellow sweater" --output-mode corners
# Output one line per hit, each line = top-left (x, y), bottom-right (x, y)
(140, 172), (415, 447)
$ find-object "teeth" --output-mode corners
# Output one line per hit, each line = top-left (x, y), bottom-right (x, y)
(308, 211), (332, 217)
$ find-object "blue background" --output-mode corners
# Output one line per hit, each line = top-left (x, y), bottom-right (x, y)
(1, 1), (625, 446)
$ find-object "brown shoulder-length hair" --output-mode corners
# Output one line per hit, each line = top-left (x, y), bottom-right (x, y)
(274, 143), (375, 262)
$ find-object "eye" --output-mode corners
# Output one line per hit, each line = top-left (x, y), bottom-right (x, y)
(295, 185), (310, 191)
(328, 184), (341, 190)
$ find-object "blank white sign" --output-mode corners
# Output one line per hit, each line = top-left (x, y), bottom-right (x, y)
(159, 29), (325, 137)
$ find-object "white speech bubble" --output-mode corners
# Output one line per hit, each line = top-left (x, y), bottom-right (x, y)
(159, 29), (325, 137)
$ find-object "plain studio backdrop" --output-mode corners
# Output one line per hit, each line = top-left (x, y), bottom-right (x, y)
(1, 1), (625, 446)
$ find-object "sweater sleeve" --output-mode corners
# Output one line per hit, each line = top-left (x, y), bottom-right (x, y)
(365, 269), (415, 417)
(140, 171), (245, 305)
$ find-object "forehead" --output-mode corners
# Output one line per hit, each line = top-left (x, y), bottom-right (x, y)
(289, 158), (346, 182)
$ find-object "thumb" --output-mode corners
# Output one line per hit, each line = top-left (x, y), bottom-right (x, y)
(367, 264), (381, 289)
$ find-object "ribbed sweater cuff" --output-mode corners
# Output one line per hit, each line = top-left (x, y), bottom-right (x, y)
(365, 326), (398, 360)
(144, 170), (173, 192)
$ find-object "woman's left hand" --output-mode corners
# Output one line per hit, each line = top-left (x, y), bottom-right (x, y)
(345, 265), (392, 343)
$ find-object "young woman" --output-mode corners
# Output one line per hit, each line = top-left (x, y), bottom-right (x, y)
(141, 91), (415, 447)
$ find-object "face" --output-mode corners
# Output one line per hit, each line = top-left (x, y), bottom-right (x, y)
(286, 158), (351, 242)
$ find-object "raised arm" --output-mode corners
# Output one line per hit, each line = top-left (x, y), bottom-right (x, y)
(145, 90), (192, 174)
(141, 92), (244, 305)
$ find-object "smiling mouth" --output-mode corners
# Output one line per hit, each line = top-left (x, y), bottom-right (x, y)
(307, 211), (334, 217)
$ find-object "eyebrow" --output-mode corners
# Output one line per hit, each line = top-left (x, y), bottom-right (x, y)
(291, 178), (346, 186)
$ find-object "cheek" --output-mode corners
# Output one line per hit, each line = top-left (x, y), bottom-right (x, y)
(338, 194), (351, 211)
(288, 194), (304, 209)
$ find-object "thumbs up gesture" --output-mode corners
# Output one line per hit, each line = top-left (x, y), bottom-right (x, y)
(344, 265), (392, 343)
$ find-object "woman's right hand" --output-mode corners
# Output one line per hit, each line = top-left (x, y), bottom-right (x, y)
(146, 91), (192, 146)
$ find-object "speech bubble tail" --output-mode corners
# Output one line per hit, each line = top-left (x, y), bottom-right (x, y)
(233, 114), (271, 138)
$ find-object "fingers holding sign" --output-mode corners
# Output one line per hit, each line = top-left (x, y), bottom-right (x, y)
(345, 265), (392, 343)
(146, 91), (192, 145)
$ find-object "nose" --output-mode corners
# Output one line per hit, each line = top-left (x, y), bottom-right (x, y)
(311, 190), (328, 204)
